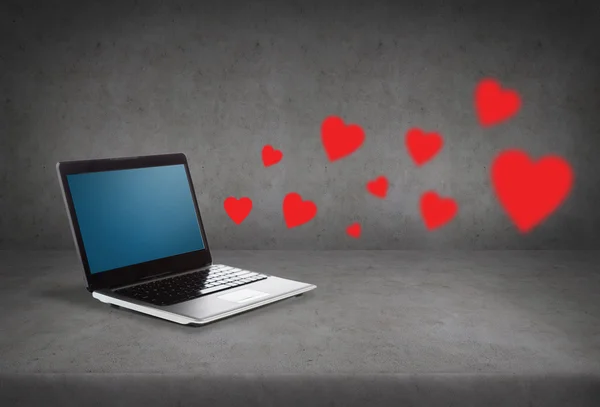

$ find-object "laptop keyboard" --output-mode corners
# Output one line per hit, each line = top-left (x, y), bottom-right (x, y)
(114, 265), (268, 306)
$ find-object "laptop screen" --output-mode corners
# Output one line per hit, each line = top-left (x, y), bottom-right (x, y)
(66, 164), (205, 274)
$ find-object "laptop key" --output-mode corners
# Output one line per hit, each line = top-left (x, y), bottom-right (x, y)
(199, 284), (229, 295)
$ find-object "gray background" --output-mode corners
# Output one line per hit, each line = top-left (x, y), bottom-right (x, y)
(1, 0), (599, 250)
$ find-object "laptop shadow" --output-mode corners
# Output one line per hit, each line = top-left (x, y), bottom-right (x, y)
(39, 284), (312, 329)
(39, 284), (195, 328)
(40, 284), (100, 311)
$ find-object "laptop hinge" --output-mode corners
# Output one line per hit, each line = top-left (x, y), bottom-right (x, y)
(102, 264), (213, 291)
(138, 270), (175, 282)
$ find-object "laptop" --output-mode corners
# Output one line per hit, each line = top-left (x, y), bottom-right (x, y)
(56, 153), (316, 325)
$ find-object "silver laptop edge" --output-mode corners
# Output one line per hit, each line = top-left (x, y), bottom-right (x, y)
(56, 155), (316, 326)
(93, 280), (316, 325)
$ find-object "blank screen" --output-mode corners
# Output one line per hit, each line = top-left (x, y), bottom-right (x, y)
(67, 164), (205, 274)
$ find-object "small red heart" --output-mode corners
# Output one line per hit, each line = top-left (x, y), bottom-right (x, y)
(346, 222), (361, 238)
(475, 78), (521, 127)
(321, 116), (365, 162)
(224, 197), (253, 225)
(366, 176), (388, 199)
(283, 192), (318, 229)
(491, 149), (573, 233)
(405, 128), (443, 166)
(420, 191), (458, 230)
(262, 145), (283, 167)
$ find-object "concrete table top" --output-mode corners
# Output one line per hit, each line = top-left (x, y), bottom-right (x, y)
(1, 249), (599, 375)
(0, 250), (599, 406)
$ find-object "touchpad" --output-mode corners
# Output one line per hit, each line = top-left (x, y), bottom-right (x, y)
(218, 289), (270, 303)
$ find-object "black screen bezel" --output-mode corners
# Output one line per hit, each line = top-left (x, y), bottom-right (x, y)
(57, 153), (212, 292)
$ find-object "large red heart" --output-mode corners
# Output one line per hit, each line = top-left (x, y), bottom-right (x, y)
(366, 176), (388, 198)
(283, 192), (317, 228)
(405, 128), (443, 166)
(262, 145), (283, 167)
(420, 191), (458, 230)
(321, 116), (365, 162)
(224, 197), (253, 225)
(346, 222), (361, 238)
(491, 149), (573, 233)
(475, 78), (521, 127)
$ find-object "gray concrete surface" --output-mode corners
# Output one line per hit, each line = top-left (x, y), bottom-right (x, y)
(2, 0), (600, 250)
(1, 373), (599, 407)
(1, 250), (599, 375)
(1, 250), (600, 406)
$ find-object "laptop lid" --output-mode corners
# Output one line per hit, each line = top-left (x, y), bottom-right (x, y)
(57, 153), (212, 292)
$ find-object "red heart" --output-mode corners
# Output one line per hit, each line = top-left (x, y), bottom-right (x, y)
(262, 145), (283, 167)
(346, 222), (361, 238)
(491, 149), (573, 233)
(405, 128), (443, 166)
(321, 116), (365, 162)
(224, 197), (253, 225)
(420, 191), (458, 230)
(475, 78), (521, 127)
(366, 176), (388, 199)
(283, 192), (318, 229)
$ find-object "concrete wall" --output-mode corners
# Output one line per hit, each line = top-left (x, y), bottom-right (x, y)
(1, 0), (600, 250)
